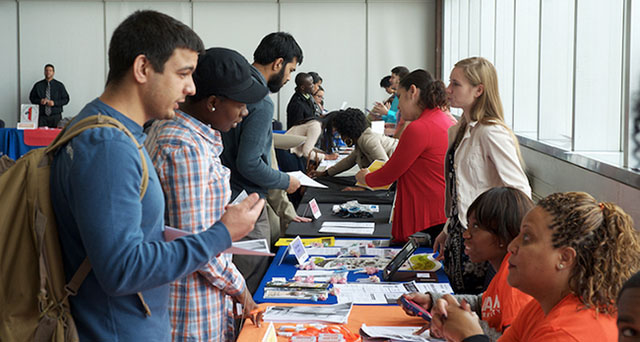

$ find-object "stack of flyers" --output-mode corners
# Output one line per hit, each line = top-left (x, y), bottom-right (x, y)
(263, 281), (329, 300)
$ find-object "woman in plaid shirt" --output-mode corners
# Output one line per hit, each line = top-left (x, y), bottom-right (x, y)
(146, 47), (269, 341)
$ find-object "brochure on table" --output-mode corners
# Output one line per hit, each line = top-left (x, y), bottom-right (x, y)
(332, 281), (453, 304)
(355, 160), (393, 190)
(262, 302), (353, 324)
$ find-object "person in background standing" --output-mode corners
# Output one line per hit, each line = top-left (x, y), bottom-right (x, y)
(145, 47), (267, 342)
(29, 64), (69, 128)
(221, 32), (303, 293)
(433, 57), (531, 295)
(287, 72), (316, 128)
(308, 71), (323, 94)
(356, 69), (453, 243)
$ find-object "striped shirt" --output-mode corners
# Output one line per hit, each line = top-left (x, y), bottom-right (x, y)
(146, 111), (246, 342)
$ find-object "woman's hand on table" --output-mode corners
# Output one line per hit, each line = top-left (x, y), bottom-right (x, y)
(292, 215), (312, 223)
(355, 168), (369, 185)
(433, 230), (448, 261)
(309, 169), (328, 178)
(397, 292), (433, 316)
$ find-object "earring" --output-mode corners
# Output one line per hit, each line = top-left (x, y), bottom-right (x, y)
(558, 264), (564, 269)
(210, 107), (216, 112)
(499, 244), (504, 248)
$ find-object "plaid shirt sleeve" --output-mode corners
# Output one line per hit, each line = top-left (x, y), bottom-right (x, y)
(155, 143), (244, 293)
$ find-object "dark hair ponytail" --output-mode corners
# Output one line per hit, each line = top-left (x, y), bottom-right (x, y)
(399, 69), (448, 110)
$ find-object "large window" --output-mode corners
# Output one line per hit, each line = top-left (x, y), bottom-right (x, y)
(442, 0), (639, 171)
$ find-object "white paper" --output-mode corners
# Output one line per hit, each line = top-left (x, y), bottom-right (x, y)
(294, 270), (348, 282)
(261, 322), (277, 342)
(227, 239), (274, 256)
(414, 283), (454, 295)
(164, 226), (273, 256)
(318, 227), (374, 235)
(360, 324), (439, 342)
(321, 221), (375, 228)
(262, 303), (353, 324)
(230, 190), (248, 205)
(370, 120), (385, 135)
(333, 239), (390, 247)
(333, 282), (426, 304)
(300, 247), (342, 255)
(287, 171), (328, 188)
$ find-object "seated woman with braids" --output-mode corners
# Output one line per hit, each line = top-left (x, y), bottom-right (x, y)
(436, 191), (640, 342)
(309, 108), (398, 178)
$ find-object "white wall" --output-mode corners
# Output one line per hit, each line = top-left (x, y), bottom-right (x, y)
(0, 1), (19, 127)
(18, 1), (106, 126)
(0, 0), (437, 128)
(366, 0), (437, 112)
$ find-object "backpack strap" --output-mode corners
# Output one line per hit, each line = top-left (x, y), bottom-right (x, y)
(45, 114), (148, 199)
(42, 114), (151, 317)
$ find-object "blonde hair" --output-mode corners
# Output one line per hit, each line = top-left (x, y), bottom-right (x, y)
(451, 57), (524, 166)
(538, 192), (640, 315)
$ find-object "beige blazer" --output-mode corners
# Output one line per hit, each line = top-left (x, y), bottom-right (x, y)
(445, 120), (531, 229)
(286, 119), (326, 161)
(327, 128), (398, 176)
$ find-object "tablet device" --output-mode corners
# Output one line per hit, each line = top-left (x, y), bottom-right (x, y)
(382, 238), (419, 281)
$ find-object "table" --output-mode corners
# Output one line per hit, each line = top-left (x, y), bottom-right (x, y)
(236, 303), (428, 342)
(286, 202), (392, 238)
(301, 175), (396, 205)
(287, 176), (396, 238)
(254, 243), (449, 304)
(0, 128), (61, 160)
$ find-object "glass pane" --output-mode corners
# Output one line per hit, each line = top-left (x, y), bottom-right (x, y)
(538, 0), (574, 150)
(512, 0), (540, 138)
(480, 0), (496, 63)
(494, 0), (515, 127)
(574, 0), (623, 152)
(629, 0), (640, 170)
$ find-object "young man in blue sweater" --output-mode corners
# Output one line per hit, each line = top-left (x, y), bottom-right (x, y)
(50, 10), (264, 341)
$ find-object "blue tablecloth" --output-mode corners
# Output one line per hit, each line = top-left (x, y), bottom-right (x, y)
(0, 128), (38, 160)
(254, 240), (449, 305)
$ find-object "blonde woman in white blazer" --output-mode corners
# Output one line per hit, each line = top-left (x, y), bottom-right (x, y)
(433, 57), (531, 294)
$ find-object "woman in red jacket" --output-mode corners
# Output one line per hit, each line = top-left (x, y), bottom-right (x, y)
(356, 69), (455, 243)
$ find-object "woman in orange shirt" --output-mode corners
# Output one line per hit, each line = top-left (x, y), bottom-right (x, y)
(401, 187), (533, 340)
(437, 192), (640, 342)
